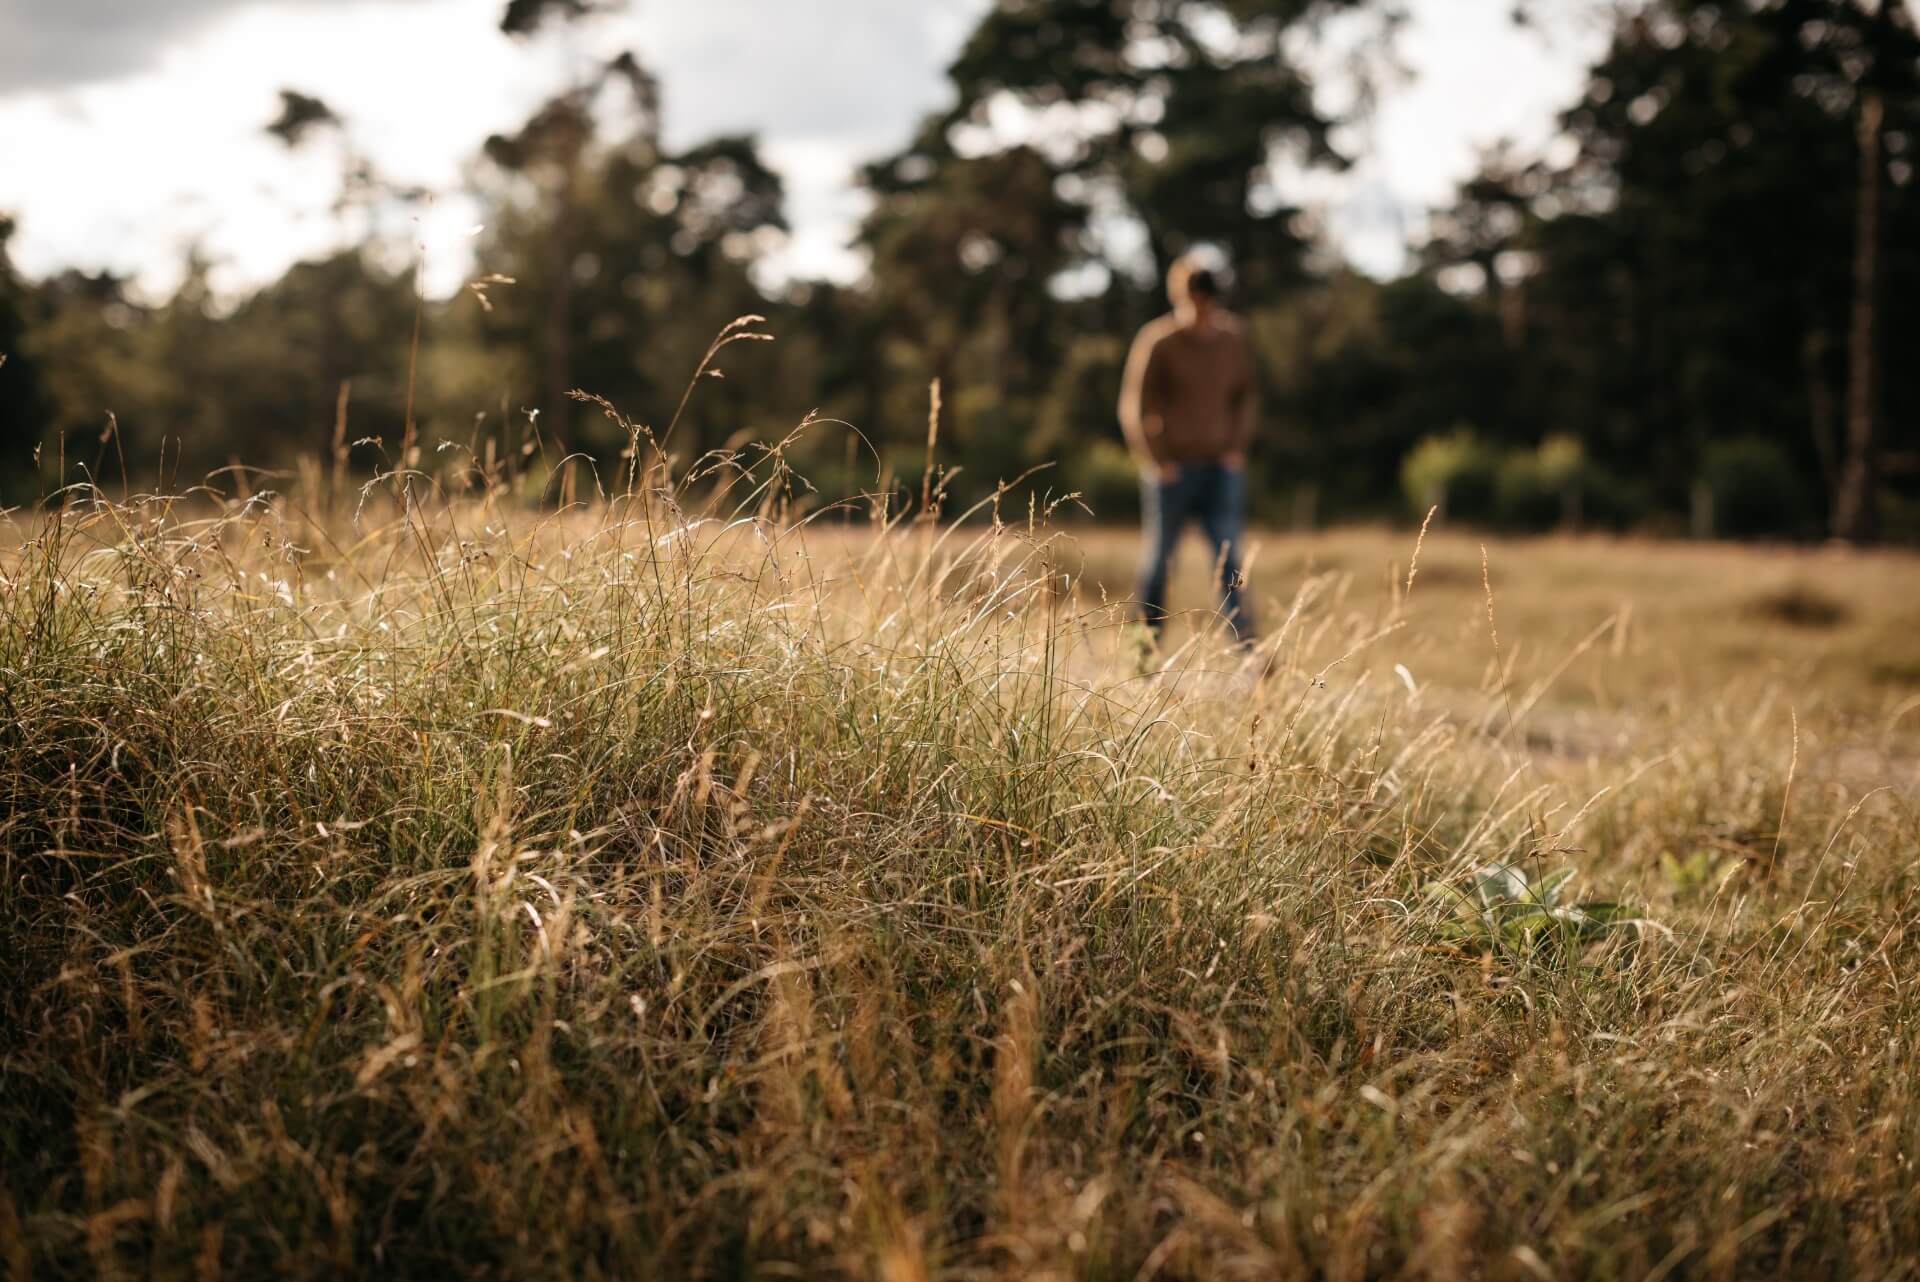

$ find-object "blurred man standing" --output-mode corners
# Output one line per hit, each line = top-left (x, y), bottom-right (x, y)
(1117, 256), (1257, 647)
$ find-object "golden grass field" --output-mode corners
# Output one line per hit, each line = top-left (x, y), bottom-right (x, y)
(1063, 524), (1920, 782)
(2, 473), (1917, 1279)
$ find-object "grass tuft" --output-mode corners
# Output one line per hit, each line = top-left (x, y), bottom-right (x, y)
(2, 450), (1917, 1279)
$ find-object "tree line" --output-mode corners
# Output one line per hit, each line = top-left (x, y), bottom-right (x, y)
(1, 0), (1915, 540)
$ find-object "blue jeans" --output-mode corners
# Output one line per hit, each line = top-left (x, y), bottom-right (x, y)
(1137, 462), (1253, 642)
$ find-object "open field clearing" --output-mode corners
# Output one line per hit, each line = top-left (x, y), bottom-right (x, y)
(1059, 525), (1920, 790)
(3, 482), (1917, 1280)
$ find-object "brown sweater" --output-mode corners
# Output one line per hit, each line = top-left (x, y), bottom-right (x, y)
(1117, 312), (1257, 467)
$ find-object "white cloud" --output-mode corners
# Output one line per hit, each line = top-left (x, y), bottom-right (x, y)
(756, 137), (873, 285)
(619, 0), (986, 152)
(1377, 0), (1608, 205)
(615, 0), (990, 284)
(0, 0), (561, 296)
(0, 0), (426, 93)
(1286, 0), (1606, 278)
(0, 0), (986, 297)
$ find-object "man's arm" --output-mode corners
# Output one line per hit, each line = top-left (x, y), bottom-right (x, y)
(1118, 324), (1172, 470)
(1226, 324), (1257, 465)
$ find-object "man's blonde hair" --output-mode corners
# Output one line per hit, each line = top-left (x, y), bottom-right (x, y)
(1168, 255), (1221, 306)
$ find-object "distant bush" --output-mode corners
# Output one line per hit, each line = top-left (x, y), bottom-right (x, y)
(1874, 486), (1920, 543)
(1068, 439), (1143, 521)
(1491, 435), (1647, 532)
(1494, 449), (1560, 530)
(948, 383), (1041, 506)
(1535, 434), (1587, 495)
(1702, 438), (1808, 537)
(1401, 428), (1497, 522)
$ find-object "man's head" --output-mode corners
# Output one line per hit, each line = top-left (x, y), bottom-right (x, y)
(1168, 255), (1221, 319)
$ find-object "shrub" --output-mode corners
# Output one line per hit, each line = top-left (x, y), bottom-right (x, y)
(1489, 429), (1658, 529)
(1491, 435), (1645, 532)
(1535, 433), (1586, 492)
(1067, 438), (1143, 522)
(1401, 427), (1497, 522)
(1494, 449), (1558, 531)
(1581, 460), (1651, 529)
(1702, 438), (1808, 537)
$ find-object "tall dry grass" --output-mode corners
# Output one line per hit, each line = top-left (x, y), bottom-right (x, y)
(1, 425), (1916, 1280)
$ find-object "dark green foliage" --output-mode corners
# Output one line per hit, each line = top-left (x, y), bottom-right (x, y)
(3, 0), (1919, 539)
(1494, 448), (1563, 532)
(926, 0), (1363, 292)
(263, 90), (340, 147)
(1401, 429), (1497, 525)
(1704, 437), (1810, 537)
(0, 216), (51, 503)
(1439, 0), (1920, 537)
(499, 0), (615, 37)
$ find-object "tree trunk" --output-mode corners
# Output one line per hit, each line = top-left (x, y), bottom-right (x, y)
(1835, 85), (1884, 543)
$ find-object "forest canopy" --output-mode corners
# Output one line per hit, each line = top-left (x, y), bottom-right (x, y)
(1, 0), (1915, 540)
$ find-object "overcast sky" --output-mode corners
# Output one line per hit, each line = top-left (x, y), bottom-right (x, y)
(0, 0), (1611, 300)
